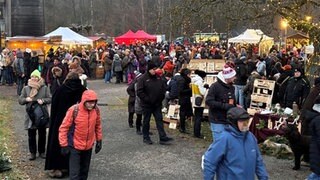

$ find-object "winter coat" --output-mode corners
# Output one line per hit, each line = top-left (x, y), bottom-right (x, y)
(300, 84), (320, 135)
(309, 114), (320, 175)
(191, 74), (207, 107)
(122, 55), (129, 71)
(127, 79), (137, 113)
(203, 125), (269, 180)
(136, 72), (166, 108)
(243, 71), (261, 107)
(45, 78), (86, 170)
(256, 60), (266, 76)
(59, 90), (102, 151)
(127, 55), (138, 74)
(276, 70), (292, 106)
(29, 56), (39, 74)
(18, 82), (51, 130)
(175, 74), (192, 99)
(104, 56), (113, 72)
(163, 60), (174, 74)
(166, 78), (179, 100)
(112, 56), (122, 72)
(234, 59), (248, 85)
(132, 75), (144, 114)
(284, 76), (310, 108)
(205, 72), (235, 124)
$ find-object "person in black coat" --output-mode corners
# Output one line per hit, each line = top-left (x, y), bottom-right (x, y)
(234, 56), (248, 108)
(276, 65), (293, 107)
(45, 72), (86, 178)
(126, 71), (143, 133)
(176, 68), (193, 133)
(136, 62), (173, 145)
(300, 77), (320, 136)
(283, 68), (310, 109)
(307, 97), (320, 179)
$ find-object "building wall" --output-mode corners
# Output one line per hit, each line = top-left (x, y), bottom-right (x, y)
(11, 0), (44, 36)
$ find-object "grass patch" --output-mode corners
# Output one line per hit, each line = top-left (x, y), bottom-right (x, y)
(0, 96), (26, 179)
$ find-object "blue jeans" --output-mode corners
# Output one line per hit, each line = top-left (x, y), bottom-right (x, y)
(234, 85), (245, 108)
(104, 70), (111, 83)
(210, 123), (226, 142)
(308, 173), (320, 180)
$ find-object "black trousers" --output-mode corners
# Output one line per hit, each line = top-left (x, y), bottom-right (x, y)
(194, 107), (204, 136)
(115, 71), (123, 83)
(128, 112), (142, 130)
(179, 97), (193, 131)
(143, 106), (167, 140)
(28, 128), (46, 154)
(69, 148), (92, 180)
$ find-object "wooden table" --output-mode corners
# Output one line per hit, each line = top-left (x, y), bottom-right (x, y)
(249, 113), (285, 143)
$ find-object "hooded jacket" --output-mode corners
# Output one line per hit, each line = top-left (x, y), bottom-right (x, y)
(59, 90), (102, 150)
(203, 125), (269, 180)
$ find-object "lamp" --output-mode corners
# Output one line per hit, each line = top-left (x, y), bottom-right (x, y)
(281, 19), (288, 48)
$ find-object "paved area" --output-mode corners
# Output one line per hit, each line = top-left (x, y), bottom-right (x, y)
(2, 79), (311, 179)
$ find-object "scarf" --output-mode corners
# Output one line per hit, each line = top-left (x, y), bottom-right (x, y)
(28, 78), (44, 98)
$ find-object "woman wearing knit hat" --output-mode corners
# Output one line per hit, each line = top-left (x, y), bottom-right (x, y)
(18, 69), (51, 161)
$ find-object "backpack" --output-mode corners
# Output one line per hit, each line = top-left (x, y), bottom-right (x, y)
(26, 102), (49, 128)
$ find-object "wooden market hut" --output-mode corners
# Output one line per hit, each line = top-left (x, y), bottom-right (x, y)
(286, 32), (309, 49)
(88, 36), (107, 48)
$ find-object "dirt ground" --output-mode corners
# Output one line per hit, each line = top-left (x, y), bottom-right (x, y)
(0, 80), (312, 180)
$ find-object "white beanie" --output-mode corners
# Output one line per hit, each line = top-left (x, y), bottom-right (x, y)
(222, 66), (236, 79)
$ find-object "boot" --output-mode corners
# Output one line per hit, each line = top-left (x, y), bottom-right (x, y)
(136, 127), (142, 135)
(29, 153), (36, 161)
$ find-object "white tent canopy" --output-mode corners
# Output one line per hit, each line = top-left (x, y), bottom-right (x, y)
(44, 27), (93, 45)
(229, 29), (274, 55)
(228, 29), (273, 44)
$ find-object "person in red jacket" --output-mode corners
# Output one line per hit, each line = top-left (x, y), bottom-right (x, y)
(162, 56), (175, 74)
(59, 89), (103, 180)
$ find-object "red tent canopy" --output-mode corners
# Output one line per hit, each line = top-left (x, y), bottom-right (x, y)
(114, 30), (138, 45)
(114, 30), (156, 45)
(135, 30), (156, 40)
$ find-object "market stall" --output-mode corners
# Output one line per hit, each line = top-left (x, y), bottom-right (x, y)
(88, 36), (107, 48)
(228, 29), (274, 55)
(286, 32), (309, 49)
(114, 30), (157, 45)
(44, 27), (93, 47)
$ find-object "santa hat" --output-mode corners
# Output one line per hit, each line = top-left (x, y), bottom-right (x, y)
(222, 64), (236, 79)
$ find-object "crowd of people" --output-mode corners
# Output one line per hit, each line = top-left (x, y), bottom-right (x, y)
(1, 39), (319, 179)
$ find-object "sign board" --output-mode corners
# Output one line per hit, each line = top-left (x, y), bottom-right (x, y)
(248, 79), (276, 115)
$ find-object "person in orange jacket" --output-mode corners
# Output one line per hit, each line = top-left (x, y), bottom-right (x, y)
(162, 56), (175, 74)
(59, 89), (102, 180)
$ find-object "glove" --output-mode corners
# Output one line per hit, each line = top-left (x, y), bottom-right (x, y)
(95, 140), (102, 154)
(204, 84), (210, 89)
(61, 146), (70, 156)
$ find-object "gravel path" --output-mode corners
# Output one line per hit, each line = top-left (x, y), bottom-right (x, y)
(1, 80), (311, 180)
